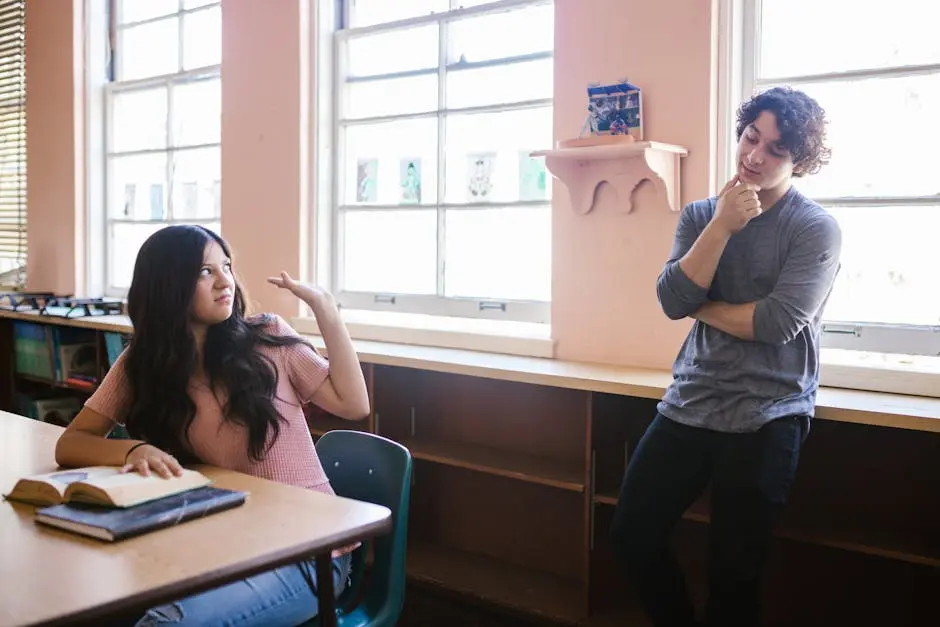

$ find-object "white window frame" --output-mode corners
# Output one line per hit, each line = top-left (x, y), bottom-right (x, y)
(322, 0), (554, 324)
(730, 0), (940, 361)
(97, 0), (222, 297)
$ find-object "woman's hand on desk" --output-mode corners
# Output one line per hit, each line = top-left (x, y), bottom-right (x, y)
(121, 443), (184, 479)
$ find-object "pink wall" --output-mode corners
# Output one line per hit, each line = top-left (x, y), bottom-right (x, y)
(25, 0), (719, 369)
(550, 0), (716, 368)
(220, 0), (309, 319)
(25, 0), (84, 296)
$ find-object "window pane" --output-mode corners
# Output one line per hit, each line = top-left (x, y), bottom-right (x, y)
(345, 74), (438, 119)
(182, 6), (221, 70)
(120, 18), (179, 80)
(822, 205), (940, 327)
(109, 221), (221, 290)
(119, 0), (178, 24)
(109, 154), (167, 220)
(171, 147), (220, 220)
(347, 26), (438, 77)
(109, 223), (166, 290)
(341, 210), (438, 294)
(343, 118), (438, 205)
(172, 78), (221, 146)
(786, 74), (940, 199)
(445, 206), (550, 301)
(348, 0), (448, 28)
(446, 57), (552, 109)
(447, 4), (553, 64)
(111, 88), (167, 153)
(183, 0), (218, 8)
(444, 106), (552, 203)
(759, 0), (940, 78)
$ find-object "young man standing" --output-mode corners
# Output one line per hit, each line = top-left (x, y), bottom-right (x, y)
(610, 86), (841, 627)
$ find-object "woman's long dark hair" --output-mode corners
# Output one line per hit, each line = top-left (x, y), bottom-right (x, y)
(123, 225), (307, 462)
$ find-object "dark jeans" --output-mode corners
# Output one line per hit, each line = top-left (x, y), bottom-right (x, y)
(609, 413), (805, 627)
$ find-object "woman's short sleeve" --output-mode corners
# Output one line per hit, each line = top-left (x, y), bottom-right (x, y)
(270, 314), (330, 403)
(84, 350), (132, 424)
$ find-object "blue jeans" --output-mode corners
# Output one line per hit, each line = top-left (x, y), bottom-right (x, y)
(610, 413), (805, 627)
(136, 553), (352, 627)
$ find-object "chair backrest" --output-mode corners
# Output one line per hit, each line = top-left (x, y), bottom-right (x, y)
(315, 430), (412, 627)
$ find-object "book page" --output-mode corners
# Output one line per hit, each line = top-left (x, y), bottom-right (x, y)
(3, 467), (120, 506)
(68, 468), (211, 507)
(30, 467), (120, 491)
(79, 468), (206, 490)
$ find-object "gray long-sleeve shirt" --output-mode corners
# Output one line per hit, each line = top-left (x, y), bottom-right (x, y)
(656, 185), (842, 433)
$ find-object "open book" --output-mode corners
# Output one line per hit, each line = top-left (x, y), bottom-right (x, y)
(4, 466), (212, 508)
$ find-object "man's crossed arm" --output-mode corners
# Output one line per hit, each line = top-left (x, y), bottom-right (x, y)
(657, 201), (842, 345)
(691, 217), (842, 345)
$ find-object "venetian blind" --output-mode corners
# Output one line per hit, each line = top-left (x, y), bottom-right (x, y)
(0, 0), (26, 286)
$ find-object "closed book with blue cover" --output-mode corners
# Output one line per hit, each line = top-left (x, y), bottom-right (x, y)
(35, 486), (247, 542)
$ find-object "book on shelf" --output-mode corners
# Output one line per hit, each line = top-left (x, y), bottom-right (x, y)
(4, 465), (212, 508)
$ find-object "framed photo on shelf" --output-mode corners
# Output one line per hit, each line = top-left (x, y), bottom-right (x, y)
(587, 79), (643, 140)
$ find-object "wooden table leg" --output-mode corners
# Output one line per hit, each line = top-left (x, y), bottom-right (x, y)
(316, 553), (338, 627)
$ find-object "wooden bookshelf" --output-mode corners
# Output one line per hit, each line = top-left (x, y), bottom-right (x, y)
(306, 408), (370, 438)
(408, 458), (588, 621)
(401, 436), (585, 492)
(594, 491), (940, 568)
(408, 542), (584, 625)
(15, 373), (96, 394)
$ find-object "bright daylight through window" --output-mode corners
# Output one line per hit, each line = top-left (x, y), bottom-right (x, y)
(0, 0), (26, 288)
(746, 0), (940, 376)
(331, 0), (554, 323)
(105, 0), (221, 292)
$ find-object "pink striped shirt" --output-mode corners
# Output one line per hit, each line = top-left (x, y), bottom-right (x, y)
(85, 314), (336, 496)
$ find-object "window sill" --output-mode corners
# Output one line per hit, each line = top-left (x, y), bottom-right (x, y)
(289, 312), (940, 403)
(294, 331), (940, 433)
(290, 309), (554, 358)
(820, 349), (940, 399)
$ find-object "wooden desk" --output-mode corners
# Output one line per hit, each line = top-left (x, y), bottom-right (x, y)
(0, 412), (392, 627)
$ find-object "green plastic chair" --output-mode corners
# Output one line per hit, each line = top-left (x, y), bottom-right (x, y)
(303, 429), (412, 627)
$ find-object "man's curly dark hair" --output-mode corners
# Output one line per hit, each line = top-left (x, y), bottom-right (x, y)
(735, 86), (831, 178)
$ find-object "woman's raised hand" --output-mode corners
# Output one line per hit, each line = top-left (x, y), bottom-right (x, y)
(267, 271), (335, 310)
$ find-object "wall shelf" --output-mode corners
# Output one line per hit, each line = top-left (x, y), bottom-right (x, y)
(532, 141), (688, 215)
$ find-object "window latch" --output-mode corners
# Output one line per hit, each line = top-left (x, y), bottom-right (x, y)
(821, 323), (861, 337)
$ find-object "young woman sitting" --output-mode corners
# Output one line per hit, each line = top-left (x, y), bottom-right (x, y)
(55, 224), (370, 626)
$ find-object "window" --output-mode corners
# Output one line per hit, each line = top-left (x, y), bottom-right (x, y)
(328, 0), (554, 322)
(0, 0), (26, 288)
(104, 0), (221, 293)
(739, 0), (940, 362)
